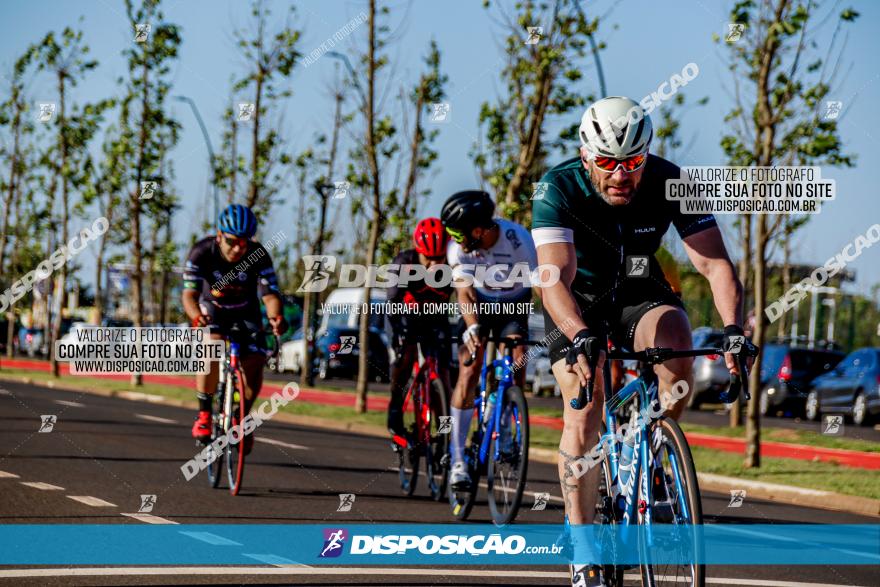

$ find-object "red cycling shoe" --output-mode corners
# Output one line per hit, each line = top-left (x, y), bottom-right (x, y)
(191, 410), (212, 440)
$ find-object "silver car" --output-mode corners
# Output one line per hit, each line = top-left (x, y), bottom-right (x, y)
(690, 327), (729, 408)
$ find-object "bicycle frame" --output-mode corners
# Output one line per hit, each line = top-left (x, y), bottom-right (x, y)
(394, 347), (440, 449)
(474, 347), (519, 465)
(600, 363), (695, 548)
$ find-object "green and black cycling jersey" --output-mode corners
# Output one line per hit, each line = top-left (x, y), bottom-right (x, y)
(531, 154), (716, 312)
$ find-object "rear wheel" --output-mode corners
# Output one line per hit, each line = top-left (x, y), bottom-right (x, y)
(640, 417), (704, 587)
(225, 370), (247, 495)
(487, 385), (529, 526)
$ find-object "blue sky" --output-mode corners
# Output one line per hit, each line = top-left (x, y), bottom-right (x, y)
(2, 0), (879, 295)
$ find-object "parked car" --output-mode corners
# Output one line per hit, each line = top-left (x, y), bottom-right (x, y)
(278, 327), (306, 373)
(689, 328), (729, 408)
(17, 327), (45, 357)
(526, 347), (559, 397)
(315, 326), (390, 382)
(805, 347), (880, 426)
(759, 342), (844, 417)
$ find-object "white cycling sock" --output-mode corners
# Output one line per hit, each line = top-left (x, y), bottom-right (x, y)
(449, 406), (473, 464)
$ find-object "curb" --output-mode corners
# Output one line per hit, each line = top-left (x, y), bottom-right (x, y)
(1, 372), (878, 518)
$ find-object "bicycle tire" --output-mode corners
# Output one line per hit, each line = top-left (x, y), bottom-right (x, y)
(487, 385), (529, 526)
(225, 369), (247, 496)
(397, 374), (420, 497)
(596, 430), (625, 587)
(426, 377), (449, 501)
(205, 389), (224, 489)
(640, 416), (704, 587)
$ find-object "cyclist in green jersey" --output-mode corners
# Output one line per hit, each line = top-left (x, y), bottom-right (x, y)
(532, 97), (745, 586)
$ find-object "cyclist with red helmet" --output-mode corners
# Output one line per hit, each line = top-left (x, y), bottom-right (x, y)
(385, 217), (454, 437)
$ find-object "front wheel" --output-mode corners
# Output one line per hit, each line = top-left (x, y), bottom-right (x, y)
(853, 392), (870, 426)
(640, 417), (705, 587)
(205, 390), (224, 489)
(225, 369), (247, 496)
(426, 378), (449, 501)
(805, 390), (820, 421)
(487, 385), (529, 526)
(397, 376), (420, 497)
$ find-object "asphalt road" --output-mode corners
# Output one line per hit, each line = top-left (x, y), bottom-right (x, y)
(268, 372), (880, 443)
(0, 379), (877, 586)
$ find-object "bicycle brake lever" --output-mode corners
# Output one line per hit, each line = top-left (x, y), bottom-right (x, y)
(569, 339), (600, 410)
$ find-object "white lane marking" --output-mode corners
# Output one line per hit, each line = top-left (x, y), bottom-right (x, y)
(0, 470), (20, 479)
(242, 553), (303, 566)
(120, 513), (178, 525)
(117, 391), (165, 403)
(67, 495), (117, 507)
(54, 399), (85, 407)
(257, 437), (310, 450)
(19, 481), (64, 491)
(178, 531), (242, 546)
(135, 414), (178, 424)
(0, 388), (10, 395)
(0, 568), (869, 586)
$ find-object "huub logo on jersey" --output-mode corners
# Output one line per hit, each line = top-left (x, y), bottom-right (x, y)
(294, 255), (559, 292)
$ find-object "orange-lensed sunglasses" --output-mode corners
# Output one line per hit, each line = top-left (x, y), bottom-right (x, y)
(587, 152), (648, 173)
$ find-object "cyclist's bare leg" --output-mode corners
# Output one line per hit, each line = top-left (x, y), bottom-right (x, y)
(552, 358), (605, 525)
(195, 333), (224, 396)
(632, 305), (693, 420)
(239, 353), (266, 414)
(449, 342), (484, 467)
(451, 342), (482, 410)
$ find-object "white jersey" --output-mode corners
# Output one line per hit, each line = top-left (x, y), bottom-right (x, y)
(446, 218), (537, 301)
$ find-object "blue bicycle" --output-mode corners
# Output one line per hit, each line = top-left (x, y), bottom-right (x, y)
(569, 341), (755, 586)
(449, 335), (539, 525)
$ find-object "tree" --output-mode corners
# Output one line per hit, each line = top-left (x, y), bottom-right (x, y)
(230, 0), (300, 217)
(344, 1), (448, 413)
(720, 0), (857, 466)
(472, 0), (600, 223)
(35, 26), (110, 376)
(0, 47), (38, 353)
(121, 0), (181, 384)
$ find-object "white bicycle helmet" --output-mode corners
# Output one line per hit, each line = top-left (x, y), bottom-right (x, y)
(579, 96), (653, 158)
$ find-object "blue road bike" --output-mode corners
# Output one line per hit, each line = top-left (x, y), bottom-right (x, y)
(449, 335), (540, 526)
(568, 340), (756, 586)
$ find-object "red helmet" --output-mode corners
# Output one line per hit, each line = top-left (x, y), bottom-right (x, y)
(412, 217), (447, 258)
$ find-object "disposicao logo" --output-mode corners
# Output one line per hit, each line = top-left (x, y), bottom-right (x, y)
(319, 528), (348, 558)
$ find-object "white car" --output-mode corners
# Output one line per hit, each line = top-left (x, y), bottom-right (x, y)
(278, 328), (306, 373)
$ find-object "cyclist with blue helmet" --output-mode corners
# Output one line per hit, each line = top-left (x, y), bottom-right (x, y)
(182, 204), (288, 452)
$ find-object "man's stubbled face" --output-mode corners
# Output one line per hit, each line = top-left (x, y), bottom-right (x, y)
(581, 146), (646, 206)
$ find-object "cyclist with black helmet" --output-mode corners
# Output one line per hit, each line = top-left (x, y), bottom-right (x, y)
(440, 190), (538, 489)
(532, 97), (743, 586)
(183, 204), (288, 453)
(385, 218), (454, 437)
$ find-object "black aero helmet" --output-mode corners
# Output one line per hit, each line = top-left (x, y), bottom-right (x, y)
(440, 190), (495, 237)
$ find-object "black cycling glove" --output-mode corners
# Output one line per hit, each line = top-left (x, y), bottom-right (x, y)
(722, 324), (757, 356)
(565, 328), (601, 366)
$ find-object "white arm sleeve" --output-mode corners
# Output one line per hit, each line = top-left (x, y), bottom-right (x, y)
(532, 227), (574, 247)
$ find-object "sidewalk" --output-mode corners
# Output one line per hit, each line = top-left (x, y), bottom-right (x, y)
(3, 357), (879, 470)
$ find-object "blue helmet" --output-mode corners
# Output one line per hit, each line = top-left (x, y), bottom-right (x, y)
(217, 204), (257, 238)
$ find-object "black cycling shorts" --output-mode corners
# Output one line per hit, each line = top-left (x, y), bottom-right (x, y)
(200, 302), (267, 356)
(455, 298), (530, 343)
(544, 285), (684, 364)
